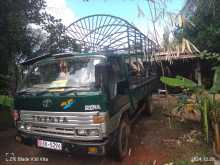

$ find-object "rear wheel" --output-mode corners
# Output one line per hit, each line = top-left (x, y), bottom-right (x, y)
(110, 117), (129, 161)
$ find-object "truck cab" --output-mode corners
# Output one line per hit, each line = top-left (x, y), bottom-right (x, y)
(14, 51), (158, 160)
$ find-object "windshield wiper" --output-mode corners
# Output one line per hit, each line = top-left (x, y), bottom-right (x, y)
(46, 86), (78, 95)
(17, 88), (50, 96)
(47, 86), (79, 90)
(47, 85), (94, 89)
(47, 86), (94, 95)
(17, 90), (33, 96)
(35, 90), (52, 96)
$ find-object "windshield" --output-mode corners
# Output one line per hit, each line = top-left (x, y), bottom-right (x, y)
(20, 56), (105, 91)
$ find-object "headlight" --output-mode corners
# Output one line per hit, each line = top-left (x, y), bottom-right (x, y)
(76, 129), (100, 136)
(18, 123), (31, 131)
(77, 129), (88, 136)
(19, 124), (24, 129)
(88, 129), (99, 136)
(25, 124), (32, 130)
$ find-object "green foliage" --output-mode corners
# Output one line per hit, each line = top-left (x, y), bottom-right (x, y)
(37, 13), (81, 55)
(210, 66), (220, 93)
(0, 0), (80, 95)
(0, 0), (46, 62)
(0, 0), (46, 94)
(190, 0), (220, 53)
(0, 95), (14, 108)
(160, 66), (220, 143)
(200, 97), (210, 143)
(161, 66), (220, 94)
(0, 74), (10, 95)
(198, 50), (220, 66)
(160, 75), (197, 90)
(176, 0), (220, 63)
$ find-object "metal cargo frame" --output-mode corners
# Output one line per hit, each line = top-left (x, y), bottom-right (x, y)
(65, 14), (158, 62)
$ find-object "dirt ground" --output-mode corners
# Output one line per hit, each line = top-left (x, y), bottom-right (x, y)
(0, 95), (216, 165)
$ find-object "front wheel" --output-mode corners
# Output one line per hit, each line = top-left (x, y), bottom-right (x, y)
(110, 117), (129, 161)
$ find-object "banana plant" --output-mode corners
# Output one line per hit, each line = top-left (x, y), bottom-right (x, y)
(160, 75), (198, 90)
(209, 66), (220, 153)
(209, 66), (220, 124)
(210, 66), (220, 94)
(160, 66), (220, 143)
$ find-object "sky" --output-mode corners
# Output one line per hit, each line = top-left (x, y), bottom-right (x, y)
(45, 0), (185, 42)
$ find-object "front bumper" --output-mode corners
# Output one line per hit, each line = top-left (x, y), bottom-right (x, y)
(16, 131), (109, 156)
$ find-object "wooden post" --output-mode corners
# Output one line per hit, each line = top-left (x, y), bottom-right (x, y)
(195, 60), (202, 86)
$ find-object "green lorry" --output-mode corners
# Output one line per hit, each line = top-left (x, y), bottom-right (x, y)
(13, 15), (159, 160)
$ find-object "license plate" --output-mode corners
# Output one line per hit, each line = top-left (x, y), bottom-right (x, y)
(37, 139), (62, 151)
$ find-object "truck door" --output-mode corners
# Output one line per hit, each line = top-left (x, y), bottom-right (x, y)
(105, 56), (130, 116)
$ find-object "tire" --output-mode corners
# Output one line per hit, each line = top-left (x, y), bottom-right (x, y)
(110, 117), (129, 161)
(143, 95), (153, 116)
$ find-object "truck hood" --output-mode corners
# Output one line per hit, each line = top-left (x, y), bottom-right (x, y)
(14, 92), (107, 112)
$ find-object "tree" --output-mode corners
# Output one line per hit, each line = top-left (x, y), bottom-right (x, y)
(176, 0), (220, 63)
(0, 0), (46, 94)
(36, 13), (81, 55)
(0, 0), (80, 95)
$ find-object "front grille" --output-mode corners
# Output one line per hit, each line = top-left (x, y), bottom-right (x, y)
(19, 111), (105, 140)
